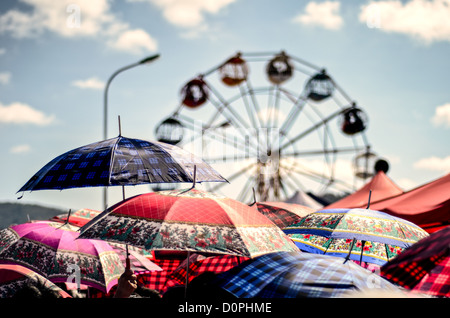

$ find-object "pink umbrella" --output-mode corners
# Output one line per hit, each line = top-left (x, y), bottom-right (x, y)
(0, 221), (124, 293)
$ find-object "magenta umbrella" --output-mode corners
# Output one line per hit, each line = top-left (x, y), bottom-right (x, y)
(0, 221), (124, 293)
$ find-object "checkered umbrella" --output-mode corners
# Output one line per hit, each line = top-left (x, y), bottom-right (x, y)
(213, 251), (402, 298)
(165, 253), (249, 288)
(79, 188), (299, 257)
(283, 208), (429, 266)
(381, 226), (450, 297)
(17, 135), (227, 193)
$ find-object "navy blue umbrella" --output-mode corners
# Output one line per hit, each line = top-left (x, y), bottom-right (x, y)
(18, 135), (227, 193)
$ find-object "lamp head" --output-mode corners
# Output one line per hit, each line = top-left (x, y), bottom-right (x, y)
(139, 54), (160, 64)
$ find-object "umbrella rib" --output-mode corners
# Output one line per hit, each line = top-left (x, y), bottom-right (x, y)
(107, 136), (121, 186)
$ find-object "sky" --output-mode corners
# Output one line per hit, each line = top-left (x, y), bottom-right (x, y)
(0, 0), (449, 214)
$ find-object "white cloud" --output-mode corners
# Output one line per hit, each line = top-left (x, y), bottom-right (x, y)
(413, 156), (450, 172)
(0, 101), (55, 126)
(10, 144), (31, 154)
(0, 48), (6, 55)
(293, 1), (344, 30)
(72, 77), (105, 90)
(108, 29), (158, 54)
(359, 0), (450, 44)
(0, 0), (158, 54)
(148, 0), (236, 28)
(432, 103), (450, 128)
(0, 72), (11, 85)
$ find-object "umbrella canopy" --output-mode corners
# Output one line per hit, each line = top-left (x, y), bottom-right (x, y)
(212, 251), (403, 298)
(79, 188), (299, 257)
(253, 201), (314, 229)
(0, 264), (72, 298)
(17, 135), (226, 193)
(283, 208), (429, 266)
(381, 226), (450, 297)
(0, 221), (124, 293)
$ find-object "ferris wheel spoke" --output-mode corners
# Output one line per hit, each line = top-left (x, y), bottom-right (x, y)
(280, 161), (355, 192)
(207, 161), (257, 192)
(176, 109), (261, 156)
(280, 161), (333, 186)
(278, 107), (344, 153)
(205, 83), (252, 130)
(237, 174), (257, 203)
(282, 146), (367, 157)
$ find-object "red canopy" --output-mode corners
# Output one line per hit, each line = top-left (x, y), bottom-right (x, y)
(324, 171), (404, 209)
(369, 173), (450, 233)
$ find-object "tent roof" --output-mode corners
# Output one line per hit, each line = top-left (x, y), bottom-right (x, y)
(284, 190), (323, 210)
(370, 173), (450, 230)
(324, 171), (404, 209)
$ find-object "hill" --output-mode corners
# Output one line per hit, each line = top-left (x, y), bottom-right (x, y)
(0, 202), (66, 229)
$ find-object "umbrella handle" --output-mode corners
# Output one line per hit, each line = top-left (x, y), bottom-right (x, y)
(126, 244), (130, 270)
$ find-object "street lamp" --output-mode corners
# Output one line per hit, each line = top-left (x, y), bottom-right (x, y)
(103, 54), (160, 209)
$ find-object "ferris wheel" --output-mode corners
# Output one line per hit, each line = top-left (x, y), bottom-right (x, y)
(154, 51), (377, 203)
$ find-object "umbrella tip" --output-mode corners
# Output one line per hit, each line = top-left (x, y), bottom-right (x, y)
(366, 189), (372, 209)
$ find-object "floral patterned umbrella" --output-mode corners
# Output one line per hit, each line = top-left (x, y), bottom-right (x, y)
(0, 221), (124, 293)
(79, 188), (299, 258)
(283, 208), (429, 266)
(0, 264), (72, 298)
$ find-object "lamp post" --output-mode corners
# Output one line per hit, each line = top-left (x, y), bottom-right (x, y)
(103, 54), (160, 209)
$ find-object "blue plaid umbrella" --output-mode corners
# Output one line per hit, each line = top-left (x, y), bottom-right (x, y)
(213, 251), (402, 298)
(18, 135), (227, 193)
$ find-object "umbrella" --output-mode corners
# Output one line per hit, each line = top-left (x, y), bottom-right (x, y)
(212, 251), (404, 298)
(50, 208), (162, 274)
(0, 221), (124, 293)
(283, 208), (429, 266)
(381, 226), (450, 297)
(50, 208), (102, 227)
(79, 188), (299, 257)
(137, 255), (185, 293)
(252, 201), (314, 229)
(165, 253), (249, 289)
(17, 135), (227, 194)
(0, 264), (72, 298)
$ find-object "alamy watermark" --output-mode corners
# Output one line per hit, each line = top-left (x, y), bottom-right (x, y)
(66, 4), (81, 29)
(67, 263), (81, 290)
